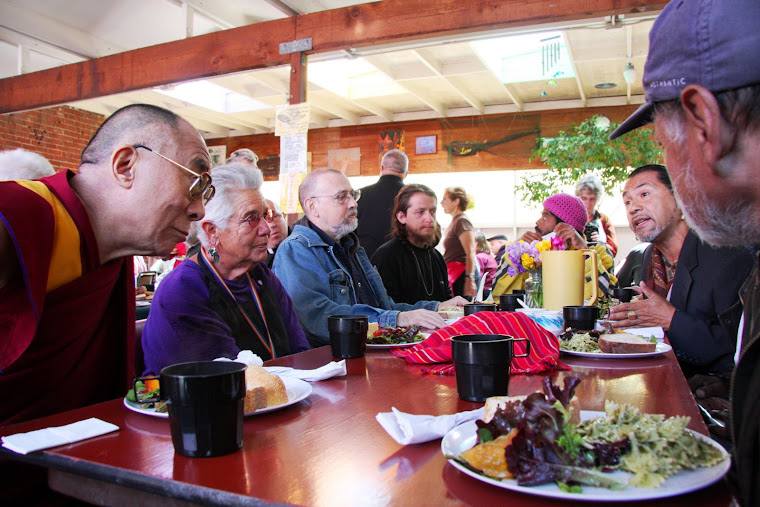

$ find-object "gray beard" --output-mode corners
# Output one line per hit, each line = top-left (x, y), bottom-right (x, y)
(673, 161), (759, 247)
(334, 216), (358, 240)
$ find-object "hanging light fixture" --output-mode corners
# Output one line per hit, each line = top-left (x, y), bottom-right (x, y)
(623, 62), (637, 84)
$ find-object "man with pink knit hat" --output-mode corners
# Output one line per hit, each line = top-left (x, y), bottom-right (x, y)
(491, 193), (616, 297)
(521, 193), (589, 249)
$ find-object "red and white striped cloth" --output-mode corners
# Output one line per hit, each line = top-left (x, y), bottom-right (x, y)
(391, 311), (569, 375)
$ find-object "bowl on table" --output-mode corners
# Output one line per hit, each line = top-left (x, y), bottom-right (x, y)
(515, 308), (564, 336)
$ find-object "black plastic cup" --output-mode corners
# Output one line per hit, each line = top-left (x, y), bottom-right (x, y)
(512, 289), (526, 296)
(563, 305), (600, 331)
(499, 293), (524, 312)
(451, 334), (530, 402)
(610, 287), (635, 303)
(463, 302), (499, 316)
(328, 315), (368, 358)
(160, 361), (247, 458)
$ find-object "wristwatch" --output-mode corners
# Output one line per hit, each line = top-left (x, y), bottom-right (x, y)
(466, 273), (477, 279)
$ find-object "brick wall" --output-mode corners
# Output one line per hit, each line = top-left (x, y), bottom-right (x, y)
(213, 104), (644, 181)
(0, 106), (105, 172)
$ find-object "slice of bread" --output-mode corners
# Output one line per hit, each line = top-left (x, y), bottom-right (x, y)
(483, 394), (580, 424)
(598, 333), (656, 354)
(438, 307), (464, 319)
(483, 395), (527, 423)
(244, 365), (288, 411)
(244, 385), (267, 413)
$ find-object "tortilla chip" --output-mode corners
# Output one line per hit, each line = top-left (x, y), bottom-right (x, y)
(459, 431), (516, 479)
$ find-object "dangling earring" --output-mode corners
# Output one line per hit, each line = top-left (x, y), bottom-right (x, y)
(208, 246), (219, 263)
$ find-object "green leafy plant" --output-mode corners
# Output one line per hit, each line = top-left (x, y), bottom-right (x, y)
(518, 115), (663, 204)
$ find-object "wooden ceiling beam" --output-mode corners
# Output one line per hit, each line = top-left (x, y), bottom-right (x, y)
(0, 0), (667, 114)
(412, 49), (484, 113)
(563, 35), (588, 107)
(309, 96), (362, 124)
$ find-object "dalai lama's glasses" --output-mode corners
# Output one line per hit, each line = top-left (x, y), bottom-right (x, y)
(134, 144), (215, 205)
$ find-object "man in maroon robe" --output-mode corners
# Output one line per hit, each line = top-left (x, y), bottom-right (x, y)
(0, 104), (213, 502)
(0, 104), (212, 425)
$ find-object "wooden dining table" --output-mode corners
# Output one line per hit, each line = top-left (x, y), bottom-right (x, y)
(0, 344), (733, 506)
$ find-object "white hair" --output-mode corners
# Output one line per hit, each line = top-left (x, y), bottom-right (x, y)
(574, 174), (604, 199)
(194, 163), (264, 247)
(381, 149), (408, 175)
(0, 149), (56, 181)
(226, 148), (259, 167)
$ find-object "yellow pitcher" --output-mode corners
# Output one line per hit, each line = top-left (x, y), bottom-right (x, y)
(540, 249), (598, 311)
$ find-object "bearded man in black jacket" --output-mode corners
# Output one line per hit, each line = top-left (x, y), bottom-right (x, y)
(372, 184), (458, 305)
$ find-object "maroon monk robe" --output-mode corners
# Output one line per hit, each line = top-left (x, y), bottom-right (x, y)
(0, 171), (135, 426)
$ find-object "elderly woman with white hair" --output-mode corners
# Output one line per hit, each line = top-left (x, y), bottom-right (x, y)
(141, 163), (309, 375)
(575, 174), (618, 257)
(0, 148), (55, 180)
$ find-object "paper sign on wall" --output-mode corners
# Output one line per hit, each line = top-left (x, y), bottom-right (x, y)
(275, 103), (310, 136)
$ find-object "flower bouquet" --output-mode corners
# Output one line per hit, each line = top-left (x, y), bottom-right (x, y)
(504, 237), (566, 308)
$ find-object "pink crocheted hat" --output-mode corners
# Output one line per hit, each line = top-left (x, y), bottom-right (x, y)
(543, 193), (588, 233)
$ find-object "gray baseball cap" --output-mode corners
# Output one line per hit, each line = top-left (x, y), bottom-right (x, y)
(610, 0), (760, 140)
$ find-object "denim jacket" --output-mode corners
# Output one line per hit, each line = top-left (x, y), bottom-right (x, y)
(273, 224), (438, 346)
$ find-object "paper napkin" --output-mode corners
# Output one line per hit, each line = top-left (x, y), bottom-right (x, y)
(1, 417), (119, 455)
(214, 350), (264, 367)
(376, 407), (484, 445)
(215, 351), (347, 381)
(264, 360), (347, 382)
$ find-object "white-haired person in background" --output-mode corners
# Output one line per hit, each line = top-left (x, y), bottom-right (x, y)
(575, 174), (618, 257)
(226, 148), (259, 167)
(141, 163), (309, 375)
(0, 148), (55, 180)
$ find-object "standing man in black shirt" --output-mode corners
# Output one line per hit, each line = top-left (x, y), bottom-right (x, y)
(356, 149), (407, 259)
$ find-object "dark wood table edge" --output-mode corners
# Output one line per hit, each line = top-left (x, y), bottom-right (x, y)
(0, 447), (280, 507)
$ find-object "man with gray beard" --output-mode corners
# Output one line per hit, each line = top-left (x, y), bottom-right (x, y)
(273, 169), (453, 346)
(608, 1), (760, 503)
(608, 165), (752, 381)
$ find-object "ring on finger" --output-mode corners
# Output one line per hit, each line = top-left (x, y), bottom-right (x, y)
(627, 310), (637, 320)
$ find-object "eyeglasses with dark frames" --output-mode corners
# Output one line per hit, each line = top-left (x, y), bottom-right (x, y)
(133, 144), (215, 205)
(309, 189), (361, 205)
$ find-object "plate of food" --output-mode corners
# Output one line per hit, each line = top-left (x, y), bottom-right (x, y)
(366, 324), (430, 349)
(123, 366), (312, 418)
(559, 330), (672, 359)
(442, 376), (730, 502)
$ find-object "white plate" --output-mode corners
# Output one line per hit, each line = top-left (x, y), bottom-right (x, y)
(366, 333), (431, 349)
(441, 419), (730, 502)
(123, 374), (312, 418)
(561, 342), (672, 359)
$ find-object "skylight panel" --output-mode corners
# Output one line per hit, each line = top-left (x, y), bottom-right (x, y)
(155, 81), (270, 113)
(471, 31), (575, 84)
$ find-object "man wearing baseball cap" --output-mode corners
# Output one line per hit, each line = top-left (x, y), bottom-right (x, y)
(491, 193), (616, 298)
(487, 234), (509, 264)
(610, 1), (760, 504)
